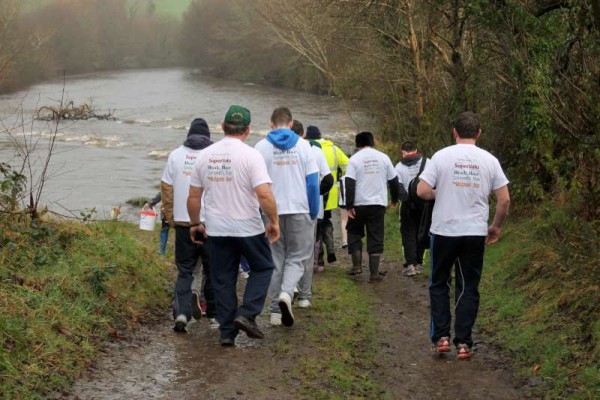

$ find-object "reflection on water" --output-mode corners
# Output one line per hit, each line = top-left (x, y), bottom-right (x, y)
(0, 68), (372, 218)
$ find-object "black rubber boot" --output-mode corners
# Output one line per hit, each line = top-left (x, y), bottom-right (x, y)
(369, 254), (384, 282)
(347, 250), (363, 275)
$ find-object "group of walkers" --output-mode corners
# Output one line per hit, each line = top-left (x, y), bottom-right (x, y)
(155, 106), (510, 360)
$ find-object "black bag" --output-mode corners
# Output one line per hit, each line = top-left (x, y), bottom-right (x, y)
(406, 157), (434, 249)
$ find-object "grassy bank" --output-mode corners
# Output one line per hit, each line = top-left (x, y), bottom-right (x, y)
(0, 219), (172, 398)
(383, 206), (600, 398)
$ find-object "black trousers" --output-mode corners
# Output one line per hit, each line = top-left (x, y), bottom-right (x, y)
(316, 211), (334, 264)
(400, 202), (425, 266)
(346, 205), (386, 254)
(429, 234), (486, 348)
(174, 226), (216, 319)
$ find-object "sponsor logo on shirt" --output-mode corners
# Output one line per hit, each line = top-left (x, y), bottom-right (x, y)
(183, 153), (199, 176)
(208, 153), (233, 182)
(273, 148), (300, 166)
(453, 158), (481, 188)
(363, 158), (381, 175)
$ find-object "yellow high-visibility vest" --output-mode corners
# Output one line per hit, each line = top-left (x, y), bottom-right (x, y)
(316, 139), (349, 211)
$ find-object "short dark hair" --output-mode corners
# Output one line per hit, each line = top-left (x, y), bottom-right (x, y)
(291, 120), (304, 136)
(401, 141), (416, 152)
(453, 112), (480, 139)
(223, 123), (247, 135)
(271, 107), (292, 126)
(355, 131), (375, 148)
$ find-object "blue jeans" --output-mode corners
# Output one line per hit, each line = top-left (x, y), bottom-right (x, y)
(429, 234), (485, 348)
(208, 234), (275, 340)
(173, 226), (216, 320)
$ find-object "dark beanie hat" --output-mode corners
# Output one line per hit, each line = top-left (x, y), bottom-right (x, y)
(188, 118), (211, 138)
(306, 125), (321, 139)
(356, 131), (375, 148)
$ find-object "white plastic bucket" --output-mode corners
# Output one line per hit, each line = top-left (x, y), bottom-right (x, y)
(139, 206), (158, 231)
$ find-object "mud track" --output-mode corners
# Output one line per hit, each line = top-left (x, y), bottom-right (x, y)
(60, 249), (526, 400)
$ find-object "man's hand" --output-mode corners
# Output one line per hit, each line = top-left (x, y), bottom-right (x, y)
(190, 224), (207, 245)
(388, 202), (398, 210)
(486, 225), (501, 245)
(265, 221), (280, 244)
(348, 208), (356, 219)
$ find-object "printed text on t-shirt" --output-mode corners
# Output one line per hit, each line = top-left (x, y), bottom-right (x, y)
(273, 148), (300, 166)
(363, 159), (380, 175)
(208, 154), (233, 182)
(453, 159), (481, 188)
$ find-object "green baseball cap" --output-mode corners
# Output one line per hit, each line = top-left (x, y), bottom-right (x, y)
(224, 105), (251, 127)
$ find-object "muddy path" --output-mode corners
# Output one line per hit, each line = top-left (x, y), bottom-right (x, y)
(61, 218), (527, 400)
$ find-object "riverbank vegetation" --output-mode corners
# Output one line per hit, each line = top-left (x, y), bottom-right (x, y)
(0, 215), (172, 398)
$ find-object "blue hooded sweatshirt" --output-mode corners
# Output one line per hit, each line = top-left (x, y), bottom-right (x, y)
(266, 128), (320, 220)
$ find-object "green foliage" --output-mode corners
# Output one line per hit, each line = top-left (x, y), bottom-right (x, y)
(480, 210), (600, 398)
(0, 220), (171, 398)
(0, 162), (25, 213)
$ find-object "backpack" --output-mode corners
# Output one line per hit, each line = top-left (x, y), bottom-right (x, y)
(406, 157), (427, 211)
(406, 157), (434, 249)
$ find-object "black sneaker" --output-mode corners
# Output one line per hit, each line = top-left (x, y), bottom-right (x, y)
(191, 290), (202, 320)
(220, 337), (235, 347)
(327, 253), (337, 263)
(233, 315), (265, 339)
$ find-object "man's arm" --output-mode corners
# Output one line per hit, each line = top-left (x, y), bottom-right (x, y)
(255, 183), (280, 243)
(160, 181), (174, 225)
(417, 179), (435, 200)
(487, 185), (510, 245)
(387, 176), (403, 205)
(320, 173), (334, 195)
(187, 185), (205, 244)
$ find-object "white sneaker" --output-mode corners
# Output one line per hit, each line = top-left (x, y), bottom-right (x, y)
(278, 292), (294, 327)
(297, 299), (311, 309)
(174, 314), (187, 332)
(208, 318), (220, 329)
(403, 265), (417, 277)
(270, 313), (282, 326)
(414, 264), (425, 274)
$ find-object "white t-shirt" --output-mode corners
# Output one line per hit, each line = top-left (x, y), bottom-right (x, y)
(255, 137), (319, 215)
(346, 147), (397, 207)
(419, 143), (509, 237)
(395, 156), (425, 191)
(311, 144), (331, 220)
(161, 145), (205, 223)
(190, 137), (272, 237)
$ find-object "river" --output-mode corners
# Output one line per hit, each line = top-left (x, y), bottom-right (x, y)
(0, 68), (371, 221)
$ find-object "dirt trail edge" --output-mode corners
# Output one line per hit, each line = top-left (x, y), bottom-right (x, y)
(61, 256), (526, 400)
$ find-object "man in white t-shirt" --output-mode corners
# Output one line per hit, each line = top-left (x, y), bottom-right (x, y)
(161, 118), (215, 333)
(395, 141), (428, 277)
(417, 111), (510, 360)
(345, 132), (401, 282)
(291, 120), (333, 309)
(255, 107), (319, 328)
(187, 105), (279, 347)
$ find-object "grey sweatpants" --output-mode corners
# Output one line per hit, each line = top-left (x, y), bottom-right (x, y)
(297, 220), (318, 300)
(267, 213), (314, 313)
